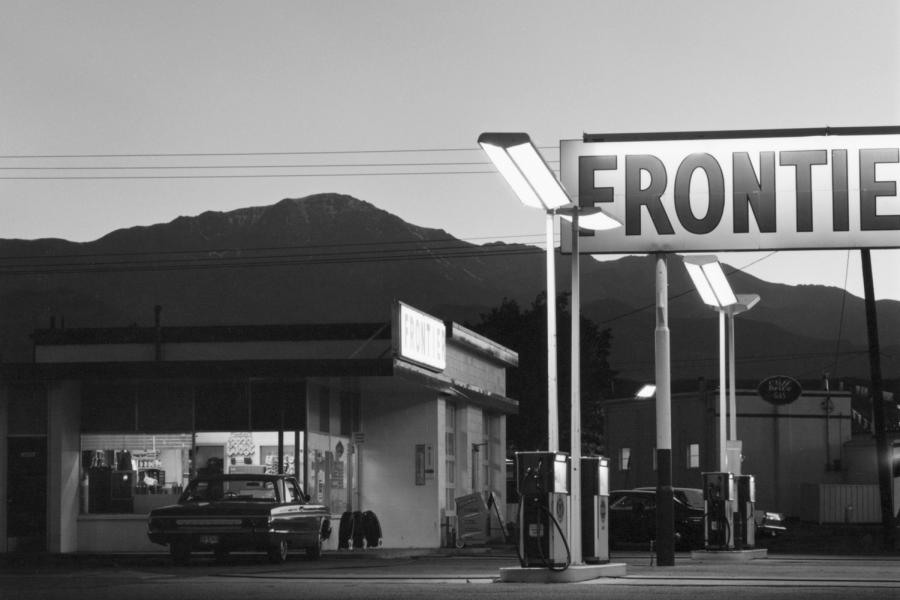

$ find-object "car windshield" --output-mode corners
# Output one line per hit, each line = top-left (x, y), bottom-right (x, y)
(181, 478), (280, 503)
(610, 494), (655, 510)
(677, 488), (705, 510)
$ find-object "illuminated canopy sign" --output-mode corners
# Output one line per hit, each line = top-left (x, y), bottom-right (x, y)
(393, 301), (446, 371)
(560, 127), (900, 253)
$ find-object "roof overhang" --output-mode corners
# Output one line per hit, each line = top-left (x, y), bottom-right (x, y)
(1, 358), (395, 382)
(393, 358), (519, 414)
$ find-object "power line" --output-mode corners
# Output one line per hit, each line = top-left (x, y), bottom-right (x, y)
(0, 233), (547, 262)
(598, 252), (781, 325)
(0, 161), (499, 171)
(0, 145), (560, 160)
(0, 241), (548, 275)
(0, 170), (502, 180)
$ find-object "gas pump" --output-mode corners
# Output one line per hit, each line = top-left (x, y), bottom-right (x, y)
(516, 451), (571, 569)
(734, 474), (756, 549)
(702, 471), (735, 550)
(580, 456), (610, 564)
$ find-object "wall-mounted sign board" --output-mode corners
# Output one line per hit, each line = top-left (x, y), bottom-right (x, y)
(757, 375), (803, 406)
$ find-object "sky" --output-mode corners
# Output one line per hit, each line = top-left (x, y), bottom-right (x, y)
(2, 1), (899, 300)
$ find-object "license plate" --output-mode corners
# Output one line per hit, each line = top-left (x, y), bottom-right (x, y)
(200, 535), (219, 545)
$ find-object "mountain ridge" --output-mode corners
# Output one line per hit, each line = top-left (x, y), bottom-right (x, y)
(0, 193), (896, 387)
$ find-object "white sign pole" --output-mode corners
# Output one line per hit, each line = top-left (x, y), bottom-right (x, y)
(654, 254), (674, 566)
(568, 211), (582, 566)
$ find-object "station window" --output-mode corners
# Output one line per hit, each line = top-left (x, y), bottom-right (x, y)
(687, 443), (701, 469)
(79, 379), (310, 516)
(619, 447), (631, 471)
(305, 385), (356, 516)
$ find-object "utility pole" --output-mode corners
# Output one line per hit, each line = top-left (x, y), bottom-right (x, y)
(860, 249), (895, 550)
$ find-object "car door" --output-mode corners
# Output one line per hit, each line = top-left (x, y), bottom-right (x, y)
(609, 493), (647, 544)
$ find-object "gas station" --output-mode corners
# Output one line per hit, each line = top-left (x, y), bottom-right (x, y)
(480, 126), (900, 581)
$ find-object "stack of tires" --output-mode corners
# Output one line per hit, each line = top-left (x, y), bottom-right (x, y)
(338, 510), (382, 549)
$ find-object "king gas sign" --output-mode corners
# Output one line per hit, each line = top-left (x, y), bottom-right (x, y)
(757, 375), (803, 406)
(560, 127), (900, 253)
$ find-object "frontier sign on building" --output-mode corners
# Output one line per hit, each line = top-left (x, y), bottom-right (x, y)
(560, 127), (900, 253)
(393, 301), (446, 372)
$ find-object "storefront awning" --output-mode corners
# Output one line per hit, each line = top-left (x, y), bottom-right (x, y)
(392, 358), (518, 414)
(1, 358), (395, 381)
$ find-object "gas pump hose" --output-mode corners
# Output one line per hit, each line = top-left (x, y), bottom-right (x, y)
(516, 497), (571, 572)
(703, 509), (732, 549)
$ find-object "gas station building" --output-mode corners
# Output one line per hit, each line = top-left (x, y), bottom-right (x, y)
(0, 301), (518, 554)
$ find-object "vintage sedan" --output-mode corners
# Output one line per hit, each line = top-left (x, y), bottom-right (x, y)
(147, 474), (331, 564)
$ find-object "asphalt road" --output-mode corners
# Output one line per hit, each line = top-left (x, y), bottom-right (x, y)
(1, 552), (898, 600)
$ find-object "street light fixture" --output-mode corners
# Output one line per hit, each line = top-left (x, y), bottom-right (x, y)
(683, 255), (738, 308)
(478, 131), (621, 566)
(683, 256), (759, 472)
(635, 383), (657, 399)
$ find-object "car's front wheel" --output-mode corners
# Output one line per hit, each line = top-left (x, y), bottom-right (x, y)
(170, 540), (191, 565)
(268, 538), (289, 564)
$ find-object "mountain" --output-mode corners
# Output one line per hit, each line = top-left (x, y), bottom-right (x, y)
(0, 193), (897, 390)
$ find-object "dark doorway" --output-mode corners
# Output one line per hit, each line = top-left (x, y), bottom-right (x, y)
(6, 436), (47, 551)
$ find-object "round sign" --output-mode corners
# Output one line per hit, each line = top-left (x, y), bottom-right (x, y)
(757, 375), (803, 405)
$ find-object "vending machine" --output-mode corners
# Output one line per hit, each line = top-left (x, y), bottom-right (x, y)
(516, 451), (570, 569)
(734, 474), (756, 549)
(580, 456), (610, 564)
(702, 471), (735, 550)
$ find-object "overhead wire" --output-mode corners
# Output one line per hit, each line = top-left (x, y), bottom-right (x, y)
(597, 251), (779, 325)
(0, 145), (559, 180)
(0, 161), (497, 171)
(0, 232), (547, 262)
(0, 237), (549, 275)
(0, 145), (560, 159)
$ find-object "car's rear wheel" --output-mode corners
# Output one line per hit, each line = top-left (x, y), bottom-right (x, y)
(268, 538), (288, 564)
(170, 540), (191, 565)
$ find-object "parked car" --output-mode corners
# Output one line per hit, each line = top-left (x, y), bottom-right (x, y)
(754, 508), (787, 537)
(608, 489), (705, 550)
(633, 486), (788, 538)
(147, 473), (331, 564)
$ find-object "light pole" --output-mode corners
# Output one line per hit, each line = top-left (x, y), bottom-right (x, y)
(478, 132), (568, 453)
(683, 256), (758, 472)
(725, 294), (760, 450)
(478, 132), (620, 566)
